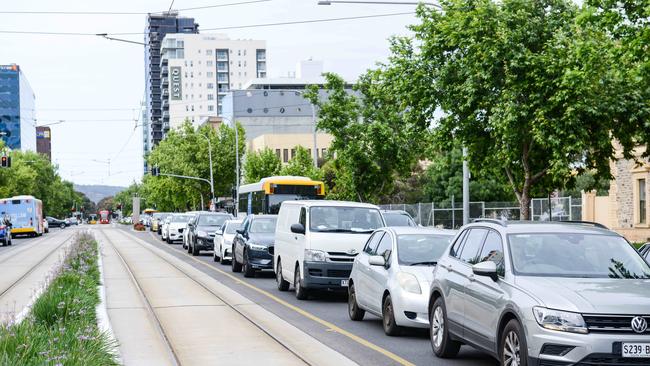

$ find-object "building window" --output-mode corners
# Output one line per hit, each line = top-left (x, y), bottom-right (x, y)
(640, 179), (647, 224)
(291, 149), (296, 159)
(238, 61), (241, 67)
(207, 94), (214, 100)
(283, 149), (289, 163)
(207, 83), (214, 89)
(275, 149), (281, 159)
(207, 72), (214, 78)
(208, 105), (214, 111)
(238, 50), (241, 56)
(206, 61), (213, 67)
(206, 49), (213, 56)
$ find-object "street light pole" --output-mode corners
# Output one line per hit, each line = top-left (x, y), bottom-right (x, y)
(311, 103), (318, 168)
(199, 134), (215, 211)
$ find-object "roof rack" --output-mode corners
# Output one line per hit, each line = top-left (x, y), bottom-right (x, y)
(472, 218), (507, 227)
(558, 220), (609, 230)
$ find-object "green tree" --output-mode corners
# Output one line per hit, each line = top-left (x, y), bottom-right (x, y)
(279, 146), (321, 180)
(422, 148), (515, 204)
(113, 182), (142, 215)
(96, 196), (114, 212)
(379, 0), (647, 219)
(243, 148), (282, 184)
(305, 73), (424, 203)
(145, 120), (245, 211)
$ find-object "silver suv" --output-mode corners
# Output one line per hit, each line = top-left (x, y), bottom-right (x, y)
(428, 220), (650, 365)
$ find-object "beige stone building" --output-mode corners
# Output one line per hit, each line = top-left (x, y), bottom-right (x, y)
(247, 133), (334, 163)
(583, 145), (650, 242)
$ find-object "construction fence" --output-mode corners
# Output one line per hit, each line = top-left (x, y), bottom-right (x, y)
(379, 196), (582, 229)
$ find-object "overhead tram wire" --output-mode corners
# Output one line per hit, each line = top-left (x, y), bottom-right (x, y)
(0, 12), (416, 37)
(0, 0), (271, 15)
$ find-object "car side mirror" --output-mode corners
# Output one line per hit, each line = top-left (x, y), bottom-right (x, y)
(368, 255), (386, 267)
(290, 223), (305, 235)
(216, 229), (223, 235)
(473, 261), (498, 281)
(236, 229), (244, 235)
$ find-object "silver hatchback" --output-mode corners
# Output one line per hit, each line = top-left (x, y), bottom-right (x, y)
(428, 220), (650, 365)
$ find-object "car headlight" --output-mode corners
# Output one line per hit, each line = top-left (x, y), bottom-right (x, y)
(248, 243), (267, 251)
(304, 249), (327, 262)
(533, 307), (588, 334)
(397, 272), (421, 294)
(197, 230), (207, 237)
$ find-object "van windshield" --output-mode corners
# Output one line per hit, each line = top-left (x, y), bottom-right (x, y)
(309, 206), (383, 233)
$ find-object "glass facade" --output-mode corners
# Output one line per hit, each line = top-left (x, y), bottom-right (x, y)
(144, 12), (198, 170)
(0, 65), (35, 151)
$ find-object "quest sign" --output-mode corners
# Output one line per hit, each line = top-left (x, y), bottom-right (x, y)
(170, 66), (182, 100)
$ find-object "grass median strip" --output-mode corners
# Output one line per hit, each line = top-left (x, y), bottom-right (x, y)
(0, 232), (118, 366)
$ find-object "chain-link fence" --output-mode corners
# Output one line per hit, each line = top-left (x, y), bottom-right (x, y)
(379, 197), (582, 229)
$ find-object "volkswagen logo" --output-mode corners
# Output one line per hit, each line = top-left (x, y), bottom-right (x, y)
(631, 316), (648, 334)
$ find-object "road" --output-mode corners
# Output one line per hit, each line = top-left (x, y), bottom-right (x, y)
(125, 226), (497, 366)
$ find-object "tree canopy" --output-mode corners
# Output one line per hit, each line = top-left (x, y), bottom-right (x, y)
(372, 0), (648, 218)
(243, 148), (282, 184)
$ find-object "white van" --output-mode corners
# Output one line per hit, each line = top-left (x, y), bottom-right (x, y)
(274, 200), (385, 300)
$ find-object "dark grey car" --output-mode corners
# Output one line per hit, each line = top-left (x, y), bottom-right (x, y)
(231, 215), (278, 278)
(187, 212), (232, 256)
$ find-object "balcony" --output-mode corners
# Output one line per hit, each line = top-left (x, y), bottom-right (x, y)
(162, 89), (169, 97)
(162, 77), (169, 86)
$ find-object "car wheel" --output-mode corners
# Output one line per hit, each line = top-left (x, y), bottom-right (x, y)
(231, 247), (242, 272)
(276, 260), (290, 291)
(220, 251), (229, 265)
(243, 251), (255, 278)
(60, 223), (65, 229)
(294, 265), (309, 300)
(192, 241), (200, 256)
(501, 319), (528, 366)
(213, 249), (220, 262)
(430, 297), (461, 358)
(348, 283), (365, 321)
(382, 294), (402, 336)
(2, 237), (6, 247)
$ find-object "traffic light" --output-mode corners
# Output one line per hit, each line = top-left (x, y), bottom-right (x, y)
(151, 166), (160, 176)
(0, 156), (10, 168)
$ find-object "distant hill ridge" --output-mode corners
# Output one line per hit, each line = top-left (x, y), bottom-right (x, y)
(74, 184), (125, 203)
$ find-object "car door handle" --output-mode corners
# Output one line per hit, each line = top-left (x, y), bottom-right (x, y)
(468, 274), (475, 282)
(440, 263), (452, 271)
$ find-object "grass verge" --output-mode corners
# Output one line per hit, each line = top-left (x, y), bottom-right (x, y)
(0, 232), (118, 366)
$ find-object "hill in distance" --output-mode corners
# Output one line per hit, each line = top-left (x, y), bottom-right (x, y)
(74, 184), (125, 204)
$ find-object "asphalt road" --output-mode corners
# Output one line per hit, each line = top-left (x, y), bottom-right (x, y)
(0, 226), (69, 253)
(125, 226), (498, 366)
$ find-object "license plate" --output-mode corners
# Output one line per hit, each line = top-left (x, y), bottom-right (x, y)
(622, 343), (650, 358)
(341, 279), (349, 287)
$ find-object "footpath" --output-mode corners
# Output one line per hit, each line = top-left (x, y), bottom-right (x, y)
(98, 227), (358, 366)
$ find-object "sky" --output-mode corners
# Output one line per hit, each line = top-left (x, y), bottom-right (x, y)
(1, 0), (419, 187)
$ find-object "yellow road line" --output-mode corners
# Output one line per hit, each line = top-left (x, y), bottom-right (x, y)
(143, 235), (417, 366)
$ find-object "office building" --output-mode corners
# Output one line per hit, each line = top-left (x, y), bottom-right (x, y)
(160, 33), (266, 130)
(36, 126), (51, 160)
(0, 64), (36, 152)
(144, 11), (198, 158)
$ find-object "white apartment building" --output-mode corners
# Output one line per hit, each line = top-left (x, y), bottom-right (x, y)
(160, 34), (266, 131)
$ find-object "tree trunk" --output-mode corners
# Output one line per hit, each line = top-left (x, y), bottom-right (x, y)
(519, 189), (531, 220)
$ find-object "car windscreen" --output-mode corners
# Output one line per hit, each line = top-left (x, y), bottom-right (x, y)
(309, 206), (383, 233)
(509, 233), (650, 278)
(397, 234), (453, 265)
(384, 212), (417, 227)
(171, 215), (192, 223)
(198, 215), (229, 226)
(249, 217), (277, 233)
(225, 222), (242, 234)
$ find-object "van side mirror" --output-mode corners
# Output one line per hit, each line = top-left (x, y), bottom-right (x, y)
(368, 255), (386, 266)
(290, 223), (305, 235)
(473, 261), (498, 281)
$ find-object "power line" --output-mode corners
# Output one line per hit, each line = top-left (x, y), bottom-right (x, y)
(0, 0), (271, 15)
(0, 12), (415, 36)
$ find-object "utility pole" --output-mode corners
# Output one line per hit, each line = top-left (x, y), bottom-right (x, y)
(462, 147), (470, 225)
(199, 134), (215, 211)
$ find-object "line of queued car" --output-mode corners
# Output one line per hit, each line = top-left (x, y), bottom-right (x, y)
(149, 201), (650, 366)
